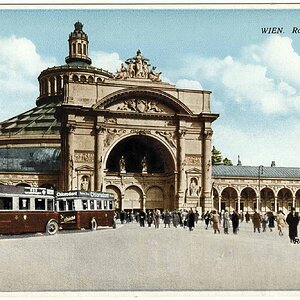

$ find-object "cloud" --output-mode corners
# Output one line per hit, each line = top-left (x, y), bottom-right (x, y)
(212, 121), (300, 167)
(178, 36), (300, 115)
(90, 51), (123, 73)
(0, 36), (56, 121)
(176, 79), (203, 90)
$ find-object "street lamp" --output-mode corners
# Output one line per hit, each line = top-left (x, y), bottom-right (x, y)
(258, 165), (264, 212)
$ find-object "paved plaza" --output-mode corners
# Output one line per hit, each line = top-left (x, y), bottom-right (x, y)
(0, 219), (300, 293)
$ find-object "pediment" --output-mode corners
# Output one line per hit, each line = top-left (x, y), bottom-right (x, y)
(186, 167), (202, 174)
(92, 88), (193, 115)
(75, 164), (94, 172)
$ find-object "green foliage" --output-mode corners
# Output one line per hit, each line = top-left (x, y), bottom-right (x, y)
(223, 157), (233, 166)
(211, 146), (223, 165)
(211, 146), (233, 166)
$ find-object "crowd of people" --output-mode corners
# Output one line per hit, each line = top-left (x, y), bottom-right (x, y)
(116, 207), (300, 243)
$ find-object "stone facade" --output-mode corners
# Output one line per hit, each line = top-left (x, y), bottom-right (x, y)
(0, 22), (300, 215)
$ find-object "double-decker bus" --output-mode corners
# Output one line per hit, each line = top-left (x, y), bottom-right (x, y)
(0, 185), (59, 235)
(56, 190), (116, 231)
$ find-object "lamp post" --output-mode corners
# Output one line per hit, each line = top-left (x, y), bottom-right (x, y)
(258, 165), (264, 212)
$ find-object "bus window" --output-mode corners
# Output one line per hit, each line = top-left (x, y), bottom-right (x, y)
(103, 200), (107, 210)
(67, 200), (75, 211)
(47, 199), (54, 211)
(0, 197), (12, 210)
(97, 200), (102, 210)
(109, 200), (113, 210)
(82, 200), (88, 210)
(19, 198), (30, 210)
(90, 200), (95, 210)
(35, 198), (46, 210)
(59, 200), (66, 211)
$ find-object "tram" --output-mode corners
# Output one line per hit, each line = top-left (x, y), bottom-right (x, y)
(0, 185), (116, 235)
(56, 190), (116, 231)
(0, 185), (59, 235)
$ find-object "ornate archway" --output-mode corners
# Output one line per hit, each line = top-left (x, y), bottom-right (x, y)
(105, 134), (176, 211)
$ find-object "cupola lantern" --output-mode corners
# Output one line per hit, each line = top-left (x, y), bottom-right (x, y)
(65, 21), (92, 65)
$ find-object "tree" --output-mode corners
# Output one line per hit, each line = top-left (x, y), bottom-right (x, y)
(223, 157), (233, 166)
(211, 146), (223, 165)
(211, 146), (233, 166)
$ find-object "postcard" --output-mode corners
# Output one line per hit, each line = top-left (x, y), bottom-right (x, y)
(0, 3), (300, 299)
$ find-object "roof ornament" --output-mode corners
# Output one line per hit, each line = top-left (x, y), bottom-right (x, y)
(74, 21), (83, 32)
(114, 49), (162, 82)
(237, 155), (242, 166)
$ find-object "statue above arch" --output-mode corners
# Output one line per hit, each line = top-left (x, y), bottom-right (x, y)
(114, 50), (162, 82)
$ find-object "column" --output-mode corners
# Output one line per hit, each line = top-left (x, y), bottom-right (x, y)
(177, 129), (186, 207)
(292, 195), (295, 209)
(66, 123), (75, 190)
(218, 195), (221, 213)
(95, 125), (105, 191)
(237, 195), (241, 213)
(47, 78), (51, 96)
(202, 129), (213, 211)
(274, 196), (278, 212)
(53, 77), (57, 94)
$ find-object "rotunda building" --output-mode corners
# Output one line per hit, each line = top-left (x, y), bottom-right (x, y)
(0, 22), (219, 213)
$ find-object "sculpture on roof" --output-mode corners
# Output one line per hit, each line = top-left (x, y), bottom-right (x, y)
(114, 49), (162, 82)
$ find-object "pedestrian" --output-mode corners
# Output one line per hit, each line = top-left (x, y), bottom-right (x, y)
(172, 210), (179, 228)
(268, 212), (275, 232)
(147, 210), (153, 227)
(126, 211), (131, 223)
(139, 210), (146, 227)
(187, 208), (195, 231)
(204, 210), (210, 230)
(223, 209), (230, 234)
(182, 210), (188, 229)
(164, 210), (171, 228)
(252, 209), (261, 233)
(231, 210), (239, 234)
(120, 210), (125, 224)
(286, 207), (299, 243)
(154, 209), (161, 229)
(261, 214), (268, 232)
(195, 210), (199, 224)
(245, 211), (250, 223)
(276, 210), (286, 236)
(211, 210), (220, 234)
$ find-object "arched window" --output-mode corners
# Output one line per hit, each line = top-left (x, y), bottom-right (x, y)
(56, 76), (61, 93)
(72, 43), (76, 54)
(78, 43), (82, 54)
(80, 75), (86, 83)
(50, 77), (55, 94)
(88, 76), (93, 84)
(72, 74), (79, 82)
(83, 44), (87, 55)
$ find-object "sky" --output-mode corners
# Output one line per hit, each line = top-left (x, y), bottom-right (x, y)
(0, 8), (300, 167)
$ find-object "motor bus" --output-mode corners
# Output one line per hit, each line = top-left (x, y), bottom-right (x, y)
(0, 185), (59, 235)
(56, 190), (116, 231)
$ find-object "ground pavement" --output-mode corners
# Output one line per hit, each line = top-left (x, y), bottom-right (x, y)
(0, 219), (299, 292)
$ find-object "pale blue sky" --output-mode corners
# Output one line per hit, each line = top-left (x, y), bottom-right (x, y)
(0, 9), (300, 167)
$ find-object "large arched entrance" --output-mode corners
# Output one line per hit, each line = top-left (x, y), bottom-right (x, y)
(105, 134), (175, 211)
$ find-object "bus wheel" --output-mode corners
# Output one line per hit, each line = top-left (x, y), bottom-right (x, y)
(91, 218), (97, 231)
(46, 220), (59, 235)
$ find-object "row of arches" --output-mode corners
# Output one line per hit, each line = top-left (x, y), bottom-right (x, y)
(70, 42), (87, 56)
(39, 73), (106, 97)
(106, 184), (174, 212)
(213, 186), (300, 214)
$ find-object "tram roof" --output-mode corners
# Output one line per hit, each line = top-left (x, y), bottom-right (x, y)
(212, 165), (300, 179)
